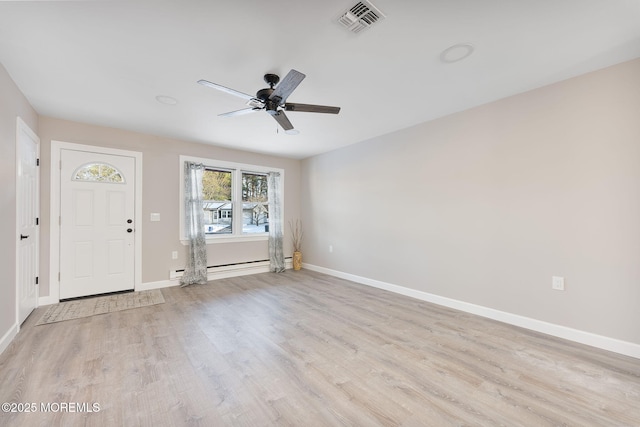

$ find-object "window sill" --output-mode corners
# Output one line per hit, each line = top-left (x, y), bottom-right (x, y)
(180, 233), (268, 245)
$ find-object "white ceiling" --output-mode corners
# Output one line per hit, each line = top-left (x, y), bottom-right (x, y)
(1, 1), (639, 159)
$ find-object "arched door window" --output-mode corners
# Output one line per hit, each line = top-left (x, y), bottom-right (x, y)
(72, 162), (125, 183)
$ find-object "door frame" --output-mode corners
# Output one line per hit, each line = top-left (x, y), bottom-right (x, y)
(48, 141), (143, 304)
(15, 117), (40, 325)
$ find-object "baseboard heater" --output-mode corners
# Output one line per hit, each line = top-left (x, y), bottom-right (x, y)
(170, 257), (293, 281)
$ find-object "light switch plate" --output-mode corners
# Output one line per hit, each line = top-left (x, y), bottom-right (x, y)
(150, 213), (161, 222)
(552, 276), (565, 291)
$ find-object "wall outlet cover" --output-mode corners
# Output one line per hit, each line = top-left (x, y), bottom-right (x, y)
(552, 276), (565, 291)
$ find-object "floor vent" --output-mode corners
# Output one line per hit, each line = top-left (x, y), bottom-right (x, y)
(337, 1), (386, 34)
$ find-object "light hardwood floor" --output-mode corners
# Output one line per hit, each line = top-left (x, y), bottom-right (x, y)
(1, 269), (639, 426)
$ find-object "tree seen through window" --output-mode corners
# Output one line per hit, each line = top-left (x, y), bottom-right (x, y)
(201, 169), (268, 234)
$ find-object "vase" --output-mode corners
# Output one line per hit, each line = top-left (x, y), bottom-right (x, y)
(293, 251), (302, 271)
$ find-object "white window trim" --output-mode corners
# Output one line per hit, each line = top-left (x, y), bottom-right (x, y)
(179, 155), (284, 244)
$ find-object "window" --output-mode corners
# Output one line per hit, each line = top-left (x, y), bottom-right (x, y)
(73, 162), (124, 183)
(202, 169), (233, 234)
(241, 172), (269, 234)
(180, 156), (283, 243)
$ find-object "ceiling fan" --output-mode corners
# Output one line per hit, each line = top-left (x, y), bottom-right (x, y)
(197, 69), (340, 133)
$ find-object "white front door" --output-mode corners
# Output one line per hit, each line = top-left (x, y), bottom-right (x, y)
(17, 118), (39, 324)
(59, 149), (136, 299)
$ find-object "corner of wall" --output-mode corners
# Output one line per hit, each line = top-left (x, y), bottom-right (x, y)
(0, 322), (19, 356)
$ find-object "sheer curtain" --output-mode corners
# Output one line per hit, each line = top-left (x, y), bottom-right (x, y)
(180, 162), (208, 286)
(268, 171), (285, 273)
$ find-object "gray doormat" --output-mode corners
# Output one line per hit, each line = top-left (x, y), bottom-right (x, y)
(36, 289), (165, 325)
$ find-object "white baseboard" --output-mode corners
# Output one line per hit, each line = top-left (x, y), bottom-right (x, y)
(0, 323), (19, 356)
(304, 263), (640, 360)
(37, 261), (292, 304)
(140, 259), (294, 292)
(38, 295), (57, 307)
(137, 279), (177, 292)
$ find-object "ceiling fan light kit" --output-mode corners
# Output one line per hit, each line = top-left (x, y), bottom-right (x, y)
(198, 69), (341, 134)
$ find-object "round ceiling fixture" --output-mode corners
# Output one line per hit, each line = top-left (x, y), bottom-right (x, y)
(440, 43), (475, 63)
(155, 95), (178, 105)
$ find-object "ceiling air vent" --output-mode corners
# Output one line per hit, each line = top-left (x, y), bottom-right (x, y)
(337, 1), (386, 34)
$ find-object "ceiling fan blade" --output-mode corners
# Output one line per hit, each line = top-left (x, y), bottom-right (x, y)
(284, 103), (341, 114)
(218, 107), (260, 117)
(198, 79), (254, 101)
(269, 69), (306, 104)
(271, 110), (294, 131)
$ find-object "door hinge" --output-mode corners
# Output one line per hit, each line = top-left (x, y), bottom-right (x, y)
(36, 158), (40, 166)
(36, 217), (39, 225)
(35, 276), (39, 285)
(58, 272), (61, 281)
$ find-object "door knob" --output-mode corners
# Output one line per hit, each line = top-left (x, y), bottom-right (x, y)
(127, 219), (133, 224)
(127, 228), (133, 233)
(20, 234), (29, 240)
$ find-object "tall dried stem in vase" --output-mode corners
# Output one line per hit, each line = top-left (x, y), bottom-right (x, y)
(289, 219), (303, 270)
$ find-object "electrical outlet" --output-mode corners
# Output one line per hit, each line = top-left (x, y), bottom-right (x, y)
(552, 276), (565, 291)
(172, 251), (178, 260)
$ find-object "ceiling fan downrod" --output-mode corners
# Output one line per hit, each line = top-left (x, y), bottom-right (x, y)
(263, 73), (280, 88)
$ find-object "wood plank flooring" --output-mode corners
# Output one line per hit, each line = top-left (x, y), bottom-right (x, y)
(1, 269), (639, 426)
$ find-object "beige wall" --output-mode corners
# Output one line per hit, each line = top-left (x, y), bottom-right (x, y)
(301, 58), (640, 345)
(38, 117), (301, 296)
(0, 64), (38, 338)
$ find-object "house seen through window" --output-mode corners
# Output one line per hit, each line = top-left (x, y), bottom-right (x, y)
(180, 156), (282, 242)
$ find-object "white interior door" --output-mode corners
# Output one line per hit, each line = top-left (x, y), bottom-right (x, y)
(17, 118), (39, 324)
(60, 149), (136, 299)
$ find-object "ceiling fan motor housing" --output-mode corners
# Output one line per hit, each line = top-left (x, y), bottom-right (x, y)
(256, 88), (274, 100)
(256, 87), (281, 114)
